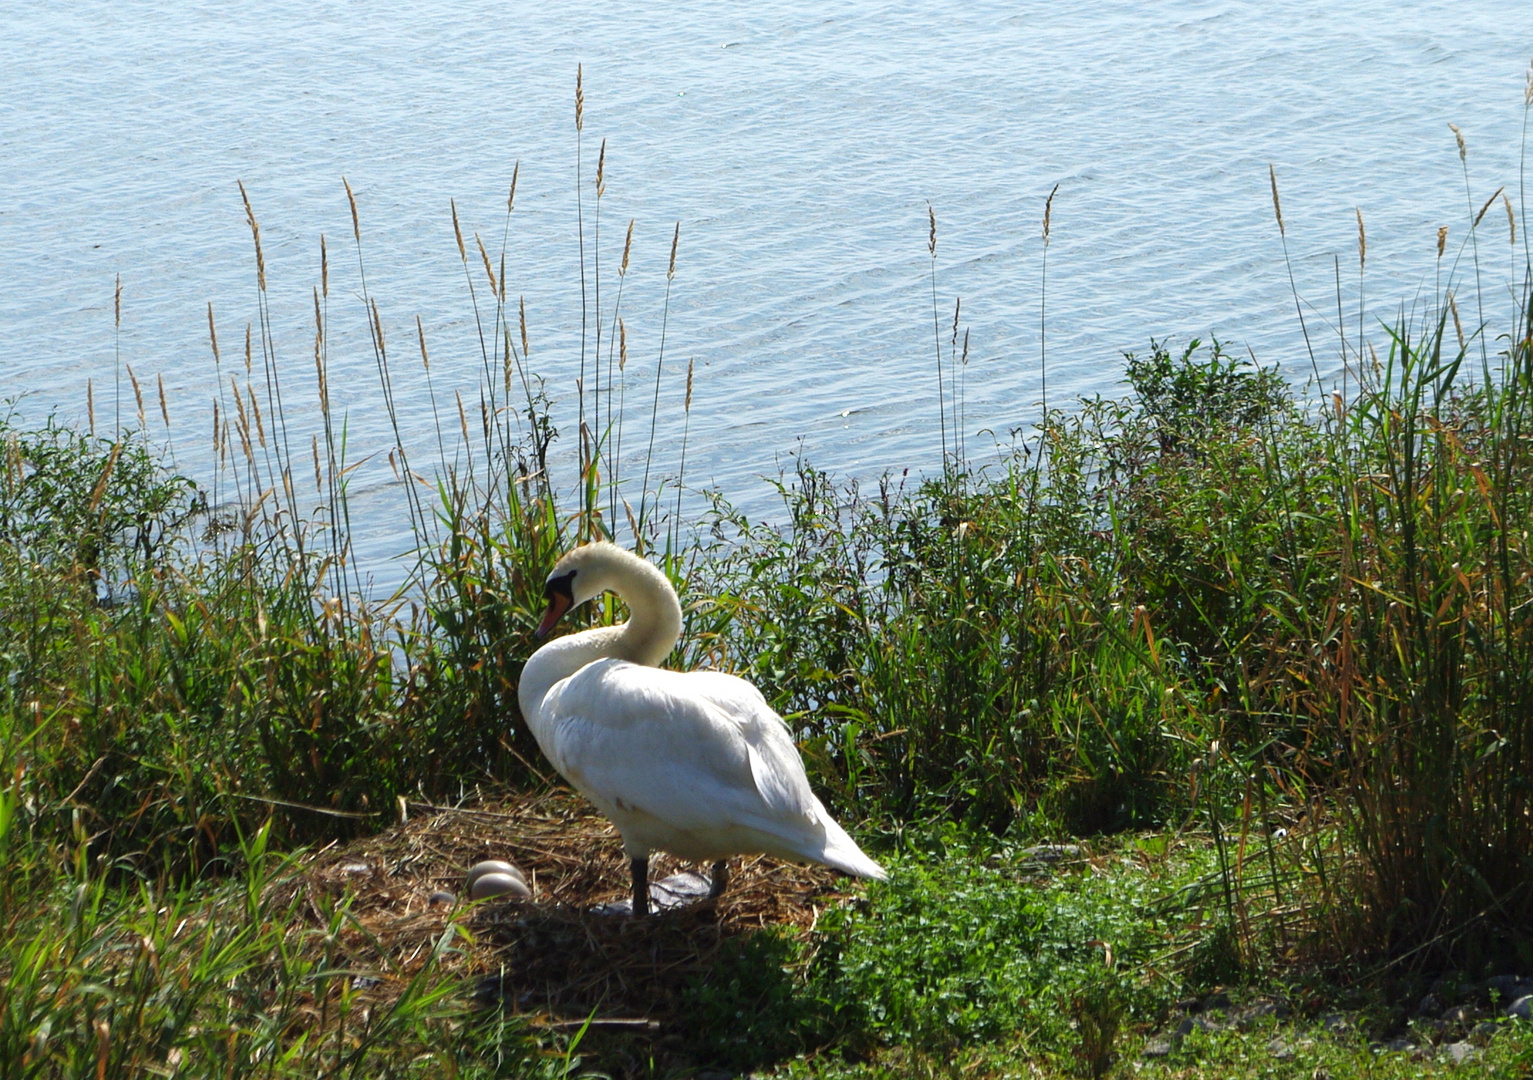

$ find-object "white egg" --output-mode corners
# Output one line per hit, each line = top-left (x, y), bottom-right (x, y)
(465, 859), (527, 891)
(469, 872), (531, 901)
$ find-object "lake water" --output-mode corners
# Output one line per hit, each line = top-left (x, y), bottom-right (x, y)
(3, 1), (1531, 588)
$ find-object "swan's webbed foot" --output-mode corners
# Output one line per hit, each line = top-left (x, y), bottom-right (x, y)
(708, 859), (730, 900)
(630, 856), (650, 917)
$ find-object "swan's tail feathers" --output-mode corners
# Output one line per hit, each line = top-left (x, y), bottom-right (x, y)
(817, 817), (889, 881)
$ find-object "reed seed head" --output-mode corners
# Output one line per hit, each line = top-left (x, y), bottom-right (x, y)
(928, 202), (937, 257)
(596, 138), (606, 197)
(1356, 207), (1366, 270)
(451, 200), (467, 262)
(343, 177), (361, 243)
(668, 222), (679, 280)
(157, 373), (169, 428)
(127, 365), (145, 428)
(1449, 122), (1466, 161)
(1437, 225), (1449, 259)
(1505, 192), (1517, 246)
(508, 161), (519, 213)
(248, 385), (265, 447)
(476, 233), (496, 294)
(416, 314), (429, 371)
(1268, 165), (1285, 237)
(237, 181), (266, 292)
(207, 303), (220, 367)
(575, 65), (584, 132)
(684, 357), (694, 412)
(1474, 186), (1503, 229)
(371, 299), (386, 356)
(621, 218), (634, 276)
(1043, 183), (1059, 246)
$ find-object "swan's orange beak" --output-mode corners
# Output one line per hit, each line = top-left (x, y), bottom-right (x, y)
(535, 593), (572, 639)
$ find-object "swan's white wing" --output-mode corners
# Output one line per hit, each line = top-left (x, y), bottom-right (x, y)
(539, 661), (817, 845)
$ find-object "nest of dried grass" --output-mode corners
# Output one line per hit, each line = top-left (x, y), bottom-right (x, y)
(281, 787), (859, 1033)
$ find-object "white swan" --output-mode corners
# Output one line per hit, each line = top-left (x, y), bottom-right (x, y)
(517, 541), (887, 915)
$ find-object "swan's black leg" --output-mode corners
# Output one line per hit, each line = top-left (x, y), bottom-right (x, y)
(630, 856), (650, 917)
(708, 859), (730, 900)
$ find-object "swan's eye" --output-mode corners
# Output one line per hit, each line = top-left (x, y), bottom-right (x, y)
(544, 570), (576, 602)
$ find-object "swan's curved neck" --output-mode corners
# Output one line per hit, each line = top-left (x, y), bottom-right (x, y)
(518, 551), (683, 724)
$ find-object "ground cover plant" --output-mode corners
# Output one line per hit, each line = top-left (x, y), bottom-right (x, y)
(4, 69), (1533, 1078)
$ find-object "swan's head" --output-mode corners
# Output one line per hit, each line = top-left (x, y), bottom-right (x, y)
(535, 542), (628, 638)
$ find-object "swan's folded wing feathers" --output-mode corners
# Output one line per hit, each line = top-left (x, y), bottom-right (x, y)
(540, 661), (808, 835)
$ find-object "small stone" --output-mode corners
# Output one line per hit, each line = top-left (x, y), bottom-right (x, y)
(1141, 1036), (1178, 1058)
(1441, 1042), (1477, 1066)
(341, 862), (370, 874)
(427, 890), (456, 906)
(1268, 1038), (1295, 1060)
(1233, 999), (1290, 1029)
(1441, 1004), (1480, 1024)
(1417, 992), (1444, 1017)
(1019, 843), (1082, 864)
(1484, 975), (1533, 1005)
(1377, 1036), (1416, 1053)
(1506, 994), (1533, 1020)
(1321, 1012), (1351, 1034)
(1203, 991), (1232, 1012)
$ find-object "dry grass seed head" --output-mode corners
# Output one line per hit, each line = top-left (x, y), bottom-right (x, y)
(114, 274), (122, 328)
(476, 233), (496, 294)
(1449, 122), (1466, 161)
(928, 201), (937, 257)
(575, 64), (584, 132)
(1043, 183), (1059, 245)
(596, 139), (606, 197)
(157, 374), (169, 428)
(1356, 208), (1366, 270)
(1506, 193), (1517, 245)
(321, 233), (328, 298)
(1450, 292), (1465, 352)
(237, 181), (266, 292)
(1268, 165), (1285, 237)
(519, 296), (530, 358)
(684, 357), (694, 412)
(206, 303), (220, 367)
(668, 222), (679, 280)
(508, 161), (519, 213)
(244, 324), (253, 374)
(619, 318), (627, 371)
(621, 218), (635, 276)
(451, 200), (467, 263)
(1475, 186), (1504, 229)
(343, 177), (361, 244)
(416, 315), (430, 371)
(127, 365), (145, 428)
(1437, 225), (1449, 259)
(87, 380), (95, 437)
